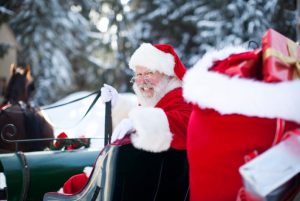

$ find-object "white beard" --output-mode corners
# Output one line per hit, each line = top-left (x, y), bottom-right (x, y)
(133, 77), (182, 107)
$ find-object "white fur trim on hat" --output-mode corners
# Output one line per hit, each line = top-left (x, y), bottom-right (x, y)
(83, 166), (93, 178)
(129, 43), (175, 76)
(183, 46), (300, 123)
(129, 107), (172, 152)
(58, 188), (65, 194)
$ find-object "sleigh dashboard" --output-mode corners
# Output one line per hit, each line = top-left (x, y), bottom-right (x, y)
(0, 148), (100, 201)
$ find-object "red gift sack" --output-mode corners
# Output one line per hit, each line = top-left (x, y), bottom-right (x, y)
(183, 44), (300, 201)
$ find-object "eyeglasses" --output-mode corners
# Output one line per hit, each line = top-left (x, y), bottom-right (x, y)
(130, 71), (155, 84)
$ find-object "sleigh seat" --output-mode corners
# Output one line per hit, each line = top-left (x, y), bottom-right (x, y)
(43, 143), (189, 201)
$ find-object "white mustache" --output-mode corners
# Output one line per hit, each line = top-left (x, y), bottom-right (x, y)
(139, 83), (154, 89)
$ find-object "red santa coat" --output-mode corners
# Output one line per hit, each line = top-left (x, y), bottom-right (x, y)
(62, 87), (192, 195)
(183, 46), (300, 201)
(129, 87), (192, 152)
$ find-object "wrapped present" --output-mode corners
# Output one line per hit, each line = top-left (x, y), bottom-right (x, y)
(239, 133), (300, 201)
(262, 29), (300, 82)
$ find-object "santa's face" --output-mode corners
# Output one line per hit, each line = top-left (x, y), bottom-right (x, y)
(133, 65), (165, 98)
(132, 65), (170, 107)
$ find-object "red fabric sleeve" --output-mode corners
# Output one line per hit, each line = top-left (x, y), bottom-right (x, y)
(156, 88), (192, 150)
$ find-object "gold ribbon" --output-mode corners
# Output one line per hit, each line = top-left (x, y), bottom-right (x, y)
(263, 39), (300, 79)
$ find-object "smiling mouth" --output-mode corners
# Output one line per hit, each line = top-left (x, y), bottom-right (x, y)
(141, 86), (153, 92)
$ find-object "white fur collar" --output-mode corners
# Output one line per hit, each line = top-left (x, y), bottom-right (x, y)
(183, 46), (300, 123)
(164, 77), (182, 94)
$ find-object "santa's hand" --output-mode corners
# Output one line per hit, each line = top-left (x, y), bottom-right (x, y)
(111, 118), (135, 142)
(100, 84), (118, 107)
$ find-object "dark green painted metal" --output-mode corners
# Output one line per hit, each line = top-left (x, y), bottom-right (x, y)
(0, 148), (100, 201)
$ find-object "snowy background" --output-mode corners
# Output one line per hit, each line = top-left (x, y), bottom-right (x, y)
(0, 0), (298, 143)
(0, 0), (298, 105)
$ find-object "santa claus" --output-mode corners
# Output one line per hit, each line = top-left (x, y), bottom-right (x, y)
(110, 43), (192, 152)
(61, 43), (192, 194)
(183, 45), (300, 200)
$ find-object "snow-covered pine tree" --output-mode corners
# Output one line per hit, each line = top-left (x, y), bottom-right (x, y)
(125, 0), (297, 67)
(0, 4), (14, 58)
(126, 0), (202, 66)
(3, 0), (297, 103)
(85, 0), (134, 92)
(8, 0), (90, 105)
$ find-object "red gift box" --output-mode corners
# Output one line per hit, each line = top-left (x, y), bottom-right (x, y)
(262, 29), (300, 82)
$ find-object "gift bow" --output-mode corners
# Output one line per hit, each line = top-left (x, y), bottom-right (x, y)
(263, 39), (300, 79)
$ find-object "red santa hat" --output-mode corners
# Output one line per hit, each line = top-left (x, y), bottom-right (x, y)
(129, 43), (186, 80)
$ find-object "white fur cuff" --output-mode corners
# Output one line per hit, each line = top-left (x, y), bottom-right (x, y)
(129, 107), (173, 152)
